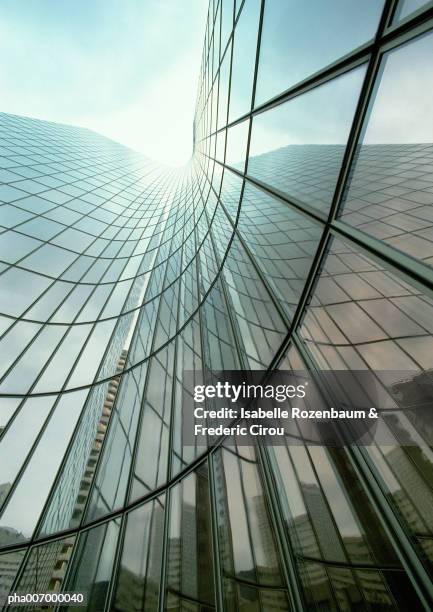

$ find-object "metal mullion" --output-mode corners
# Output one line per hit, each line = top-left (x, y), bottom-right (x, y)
(383, 4), (433, 39)
(137, 492), (158, 612)
(248, 0), (265, 116)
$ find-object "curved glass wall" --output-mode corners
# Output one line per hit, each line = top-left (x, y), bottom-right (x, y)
(1, 1), (433, 610)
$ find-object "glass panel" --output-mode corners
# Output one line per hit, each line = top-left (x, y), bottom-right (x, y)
(0, 550), (25, 598)
(63, 519), (120, 611)
(0, 397), (55, 508)
(0, 390), (88, 544)
(0, 267), (51, 317)
(0, 324), (65, 394)
(14, 536), (76, 598)
(113, 496), (165, 611)
(393, 0), (430, 22)
(248, 65), (366, 214)
(256, 0), (383, 105)
(299, 236), (433, 577)
(166, 465), (215, 607)
(213, 446), (287, 609)
(21, 244), (76, 277)
(236, 182), (323, 321)
(0, 398), (21, 435)
(225, 119), (250, 171)
(229, 0), (261, 122)
(339, 31), (433, 267)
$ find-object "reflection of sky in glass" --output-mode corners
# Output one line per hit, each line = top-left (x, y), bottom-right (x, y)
(255, 0), (383, 106)
(393, 0), (430, 22)
(362, 31), (433, 144)
(250, 65), (366, 156)
(246, 66), (367, 213)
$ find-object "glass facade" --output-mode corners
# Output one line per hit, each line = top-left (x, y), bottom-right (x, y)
(0, 1), (433, 610)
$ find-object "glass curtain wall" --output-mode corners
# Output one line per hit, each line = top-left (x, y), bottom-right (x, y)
(1, 0), (433, 610)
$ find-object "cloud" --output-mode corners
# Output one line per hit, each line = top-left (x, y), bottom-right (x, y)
(0, 0), (207, 165)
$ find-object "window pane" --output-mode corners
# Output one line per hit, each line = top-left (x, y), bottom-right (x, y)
(166, 466), (214, 606)
(299, 236), (433, 577)
(225, 119), (250, 171)
(256, 0), (383, 105)
(393, 0), (430, 22)
(64, 520), (120, 611)
(0, 390), (87, 544)
(14, 536), (76, 595)
(113, 496), (165, 611)
(339, 32), (433, 267)
(236, 183), (323, 321)
(248, 66), (366, 213)
(228, 0), (261, 122)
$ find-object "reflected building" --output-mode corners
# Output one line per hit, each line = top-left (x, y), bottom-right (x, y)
(1, 0), (433, 610)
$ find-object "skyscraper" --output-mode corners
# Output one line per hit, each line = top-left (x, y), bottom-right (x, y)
(0, 0), (433, 610)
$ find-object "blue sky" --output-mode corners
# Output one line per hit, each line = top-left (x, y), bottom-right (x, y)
(0, 0), (208, 165)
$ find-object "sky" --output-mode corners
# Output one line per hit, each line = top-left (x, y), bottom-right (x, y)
(0, 0), (208, 166)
